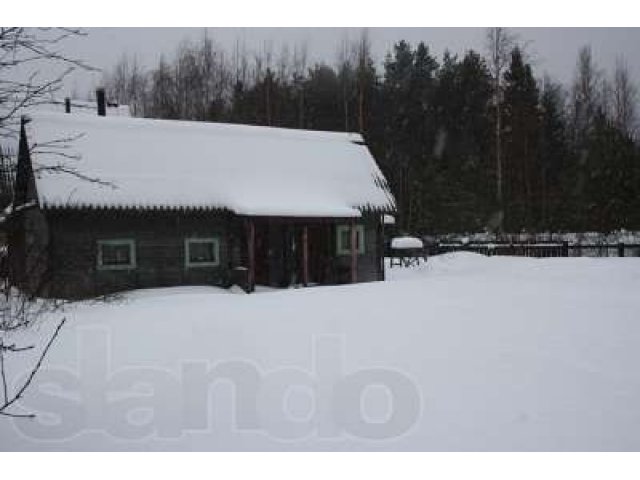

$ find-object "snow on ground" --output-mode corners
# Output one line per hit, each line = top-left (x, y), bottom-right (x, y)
(2, 253), (640, 451)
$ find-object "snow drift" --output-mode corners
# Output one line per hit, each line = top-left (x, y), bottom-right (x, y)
(2, 253), (640, 451)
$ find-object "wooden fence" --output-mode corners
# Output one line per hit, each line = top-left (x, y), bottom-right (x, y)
(425, 241), (640, 258)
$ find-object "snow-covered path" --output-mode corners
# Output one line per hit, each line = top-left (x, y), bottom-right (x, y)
(2, 253), (640, 451)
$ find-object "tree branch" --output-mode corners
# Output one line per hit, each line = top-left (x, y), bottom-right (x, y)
(0, 339), (8, 405)
(0, 317), (66, 418)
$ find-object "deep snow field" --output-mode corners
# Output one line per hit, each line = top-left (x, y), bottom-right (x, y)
(2, 252), (640, 451)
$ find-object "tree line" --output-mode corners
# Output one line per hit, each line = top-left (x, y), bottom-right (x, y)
(104, 29), (640, 235)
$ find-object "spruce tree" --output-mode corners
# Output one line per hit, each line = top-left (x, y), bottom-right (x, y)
(502, 47), (541, 231)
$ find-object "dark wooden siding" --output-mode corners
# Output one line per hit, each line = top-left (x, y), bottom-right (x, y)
(46, 209), (232, 298)
(36, 209), (387, 299)
(331, 216), (384, 284)
(8, 206), (50, 294)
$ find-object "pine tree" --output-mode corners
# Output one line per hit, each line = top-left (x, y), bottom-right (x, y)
(538, 79), (572, 231)
(383, 41), (416, 231)
(430, 50), (493, 233)
(502, 47), (541, 230)
(106, 34), (640, 235)
(303, 64), (343, 132)
(584, 113), (639, 230)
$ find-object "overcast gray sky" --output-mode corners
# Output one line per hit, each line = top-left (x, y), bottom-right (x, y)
(61, 28), (640, 96)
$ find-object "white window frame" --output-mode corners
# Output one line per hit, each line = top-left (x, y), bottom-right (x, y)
(336, 225), (365, 256)
(97, 239), (136, 270)
(185, 237), (220, 268)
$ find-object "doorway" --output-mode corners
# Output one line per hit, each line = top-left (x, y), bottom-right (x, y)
(252, 220), (331, 288)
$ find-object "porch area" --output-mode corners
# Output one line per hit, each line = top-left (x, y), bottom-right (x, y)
(230, 216), (375, 292)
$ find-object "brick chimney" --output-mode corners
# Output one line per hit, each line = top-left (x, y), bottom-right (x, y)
(96, 88), (106, 116)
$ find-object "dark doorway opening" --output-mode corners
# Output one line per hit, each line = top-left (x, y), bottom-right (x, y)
(253, 220), (332, 288)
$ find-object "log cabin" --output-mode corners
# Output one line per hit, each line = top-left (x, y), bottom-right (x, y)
(7, 97), (396, 299)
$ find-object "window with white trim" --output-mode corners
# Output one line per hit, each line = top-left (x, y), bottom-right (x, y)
(97, 239), (136, 270)
(185, 237), (220, 267)
(336, 225), (365, 255)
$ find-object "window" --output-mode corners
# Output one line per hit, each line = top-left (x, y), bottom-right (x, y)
(336, 225), (365, 256)
(97, 239), (136, 270)
(185, 238), (220, 267)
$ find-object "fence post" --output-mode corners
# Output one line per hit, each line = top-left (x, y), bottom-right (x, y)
(561, 241), (569, 258)
(618, 242), (625, 258)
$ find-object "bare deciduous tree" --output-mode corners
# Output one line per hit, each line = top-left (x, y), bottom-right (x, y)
(336, 29), (374, 135)
(105, 54), (148, 116)
(0, 27), (96, 134)
(0, 293), (67, 419)
(612, 56), (638, 138)
(0, 27), (94, 418)
(355, 29), (372, 135)
(336, 34), (355, 133)
(571, 45), (602, 146)
(292, 41), (308, 128)
(486, 27), (516, 231)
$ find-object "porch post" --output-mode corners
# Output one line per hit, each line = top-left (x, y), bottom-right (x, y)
(350, 218), (358, 283)
(302, 225), (309, 287)
(378, 215), (385, 280)
(247, 218), (255, 292)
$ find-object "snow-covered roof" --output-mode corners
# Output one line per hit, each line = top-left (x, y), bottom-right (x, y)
(24, 112), (395, 217)
(391, 236), (424, 250)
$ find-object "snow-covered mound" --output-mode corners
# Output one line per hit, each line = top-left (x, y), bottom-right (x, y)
(2, 253), (640, 451)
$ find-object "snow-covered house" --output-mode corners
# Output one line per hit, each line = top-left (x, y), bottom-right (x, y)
(8, 105), (395, 299)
